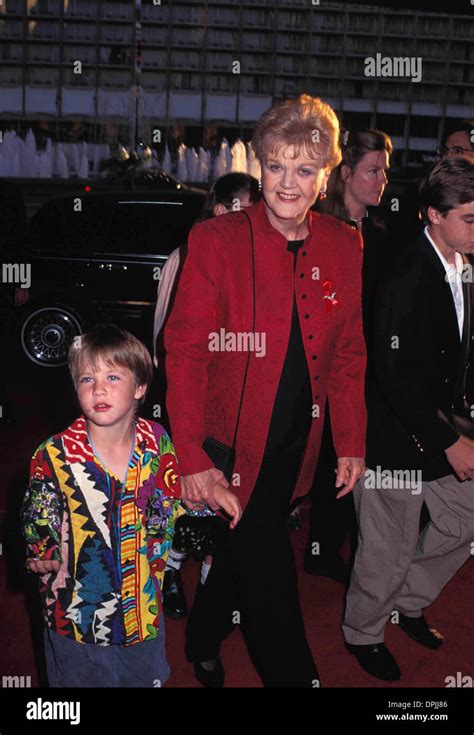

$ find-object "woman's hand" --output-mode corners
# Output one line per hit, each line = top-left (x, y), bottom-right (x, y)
(335, 457), (366, 498)
(27, 559), (61, 574)
(181, 468), (229, 511)
(213, 484), (242, 529)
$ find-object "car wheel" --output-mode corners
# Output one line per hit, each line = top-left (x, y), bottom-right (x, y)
(20, 304), (84, 367)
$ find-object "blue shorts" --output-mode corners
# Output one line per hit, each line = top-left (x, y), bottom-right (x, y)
(43, 615), (170, 688)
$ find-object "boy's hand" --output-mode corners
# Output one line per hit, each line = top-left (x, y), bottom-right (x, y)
(27, 559), (61, 574)
(213, 484), (242, 529)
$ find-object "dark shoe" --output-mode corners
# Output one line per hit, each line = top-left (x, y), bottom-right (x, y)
(162, 568), (188, 620)
(397, 612), (444, 650)
(345, 642), (401, 681)
(194, 658), (225, 688)
(304, 552), (350, 585)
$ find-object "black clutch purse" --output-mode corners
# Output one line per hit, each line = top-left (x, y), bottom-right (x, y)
(202, 437), (236, 483)
(202, 211), (255, 484)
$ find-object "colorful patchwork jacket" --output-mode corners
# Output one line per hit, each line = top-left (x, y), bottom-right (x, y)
(22, 415), (184, 647)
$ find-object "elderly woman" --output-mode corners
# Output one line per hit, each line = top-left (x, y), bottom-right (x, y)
(164, 94), (367, 687)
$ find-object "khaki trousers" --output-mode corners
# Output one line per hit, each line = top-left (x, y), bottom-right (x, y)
(342, 473), (474, 645)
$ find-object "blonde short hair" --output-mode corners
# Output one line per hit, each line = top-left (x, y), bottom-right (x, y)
(252, 94), (341, 169)
(68, 324), (153, 407)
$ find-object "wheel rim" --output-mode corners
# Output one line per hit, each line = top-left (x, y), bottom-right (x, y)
(21, 307), (82, 367)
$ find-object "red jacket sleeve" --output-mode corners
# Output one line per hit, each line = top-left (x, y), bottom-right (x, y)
(327, 230), (367, 459)
(163, 222), (224, 476)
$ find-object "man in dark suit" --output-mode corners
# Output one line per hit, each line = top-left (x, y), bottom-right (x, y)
(343, 157), (474, 681)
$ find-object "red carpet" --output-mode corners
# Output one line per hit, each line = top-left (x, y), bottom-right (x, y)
(1, 381), (473, 688)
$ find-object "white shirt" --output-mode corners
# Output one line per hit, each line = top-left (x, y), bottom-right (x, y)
(152, 248), (181, 367)
(424, 226), (464, 339)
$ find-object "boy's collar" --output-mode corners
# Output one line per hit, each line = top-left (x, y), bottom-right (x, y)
(67, 415), (153, 456)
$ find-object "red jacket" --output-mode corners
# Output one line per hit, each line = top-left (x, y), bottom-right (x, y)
(164, 197), (367, 510)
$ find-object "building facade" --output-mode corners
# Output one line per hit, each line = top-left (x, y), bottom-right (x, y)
(1, 0), (473, 166)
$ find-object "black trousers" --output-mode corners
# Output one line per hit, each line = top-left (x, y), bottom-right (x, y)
(185, 450), (319, 687)
(307, 407), (357, 563)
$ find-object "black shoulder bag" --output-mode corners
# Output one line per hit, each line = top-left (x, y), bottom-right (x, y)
(202, 210), (256, 482)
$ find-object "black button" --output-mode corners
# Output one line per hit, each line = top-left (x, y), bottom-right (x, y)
(308, 334), (313, 340)
(314, 375), (319, 380)
(304, 314), (310, 319)
(315, 394), (320, 399)
(299, 273), (304, 278)
(125, 591), (130, 597)
(312, 355), (317, 360)
(302, 294), (307, 299)
(302, 251), (307, 256)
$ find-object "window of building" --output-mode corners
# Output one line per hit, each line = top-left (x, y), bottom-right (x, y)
(27, 19), (60, 39)
(206, 51), (234, 73)
(63, 67), (95, 85)
(242, 31), (271, 52)
(27, 43), (60, 62)
(409, 116), (439, 138)
(99, 69), (131, 88)
(278, 10), (307, 31)
(350, 13), (378, 34)
(375, 113), (405, 137)
(452, 18), (474, 39)
(141, 71), (167, 91)
(141, 49), (167, 70)
(205, 73), (237, 93)
(63, 45), (95, 64)
(170, 28), (204, 48)
(240, 74), (272, 95)
(100, 2), (132, 21)
(0, 65), (22, 83)
(27, 66), (59, 85)
(410, 84), (441, 103)
(100, 24), (133, 44)
(245, 9), (274, 29)
(64, 0), (97, 19)
(63, 22), (96, 41)
(383, 14), (413, 36)
(0, 19), (23, 38)
(342, 111), (373, 131)
(171, 50), (201, 70)
(3, 0), (24, 12)
(99, 46), (132, 67)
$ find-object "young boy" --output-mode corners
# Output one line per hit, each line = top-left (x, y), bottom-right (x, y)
(22, 324), (241, 687)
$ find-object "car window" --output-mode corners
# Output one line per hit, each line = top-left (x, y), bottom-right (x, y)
(28, 198), (112, 252)
(27, 194), (204, 255)
(106, 198), (202, 255)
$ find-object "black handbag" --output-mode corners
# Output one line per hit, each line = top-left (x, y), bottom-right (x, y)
(202, 210), (256, 482)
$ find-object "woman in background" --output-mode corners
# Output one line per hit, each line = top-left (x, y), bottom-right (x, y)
(304, 129), (393, 584)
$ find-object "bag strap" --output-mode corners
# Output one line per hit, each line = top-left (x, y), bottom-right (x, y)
(230, 209), (255, 449)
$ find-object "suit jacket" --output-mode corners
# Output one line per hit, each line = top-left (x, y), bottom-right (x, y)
(163, 197), (367, 510)
(366, 232), (473, 480)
